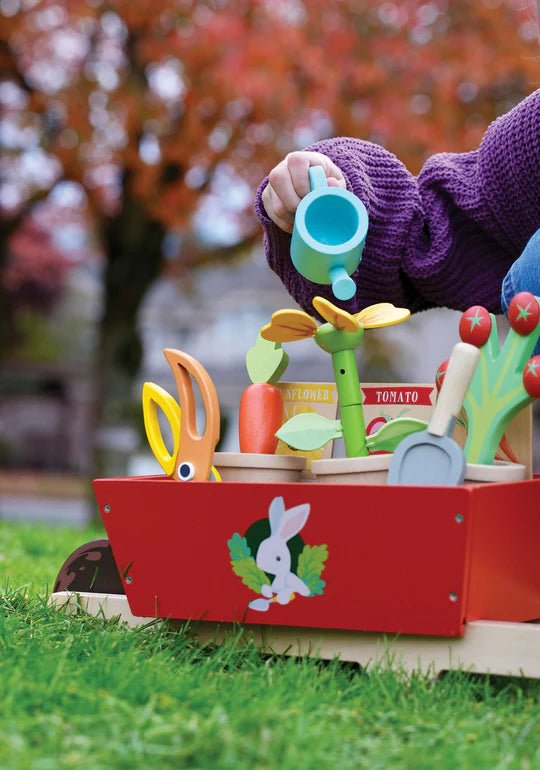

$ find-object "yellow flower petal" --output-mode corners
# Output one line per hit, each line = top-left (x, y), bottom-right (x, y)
(261, 310), (317, 342)
(312, 297), (359, 332)
(355, 303), (410, 329)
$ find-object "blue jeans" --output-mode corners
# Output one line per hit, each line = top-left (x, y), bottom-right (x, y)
(501, 228), (540, 356)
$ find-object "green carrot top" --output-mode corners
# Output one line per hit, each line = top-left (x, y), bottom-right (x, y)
(245, 333), (289, 385)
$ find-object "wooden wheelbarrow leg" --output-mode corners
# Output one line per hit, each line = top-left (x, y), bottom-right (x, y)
(47, 591), (540, 679)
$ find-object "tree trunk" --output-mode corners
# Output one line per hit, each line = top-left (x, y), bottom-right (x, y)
(0, 217), (19, 359)
(0, 205), (38, 359)
(90, 186), (166, 484)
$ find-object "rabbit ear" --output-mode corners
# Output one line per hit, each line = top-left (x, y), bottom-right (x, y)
(275, 503), (310, 542)
(268, 496), (286, 534)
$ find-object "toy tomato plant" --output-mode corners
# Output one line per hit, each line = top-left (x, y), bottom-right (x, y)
(440, 293), (540, 465)
(435, 356), (519, 464)
(239, 333), (289, 454)
(260, 297), (427, 458)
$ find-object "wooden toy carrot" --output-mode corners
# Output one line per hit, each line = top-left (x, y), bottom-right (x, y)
(239, 333), (289, 454)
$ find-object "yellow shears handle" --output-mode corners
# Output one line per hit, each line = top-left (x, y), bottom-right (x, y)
(142, 382), (181, 477)
(142, 381), (221, 481)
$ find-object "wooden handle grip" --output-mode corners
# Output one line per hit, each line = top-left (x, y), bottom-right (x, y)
(429, 342), (480, 437)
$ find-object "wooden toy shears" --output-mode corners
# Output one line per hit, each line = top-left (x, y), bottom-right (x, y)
(142, 348), (221, 481)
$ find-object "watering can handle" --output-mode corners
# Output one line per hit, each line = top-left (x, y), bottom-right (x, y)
(308, 165), (328, 190)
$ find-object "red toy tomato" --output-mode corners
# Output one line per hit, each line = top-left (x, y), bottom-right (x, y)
(523, 356), (540, 398)
(507, 292), (540, 336)
(239, 382), (283, 453)
(459, 306), (492, 347)
(435, 359), (449, 392)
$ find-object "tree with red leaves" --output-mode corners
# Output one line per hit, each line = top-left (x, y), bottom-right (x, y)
(1, 0), (537, 465)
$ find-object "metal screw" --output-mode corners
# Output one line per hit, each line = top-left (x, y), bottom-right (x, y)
(104, 504), (111, 513)
(455, 513), (463, 523)
(125, 576), (132, 584)
(449, 592), (458, 602)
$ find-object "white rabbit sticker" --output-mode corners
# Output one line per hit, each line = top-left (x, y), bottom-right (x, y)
(249, 497), (310, 612)
(228, 497), (328, 612)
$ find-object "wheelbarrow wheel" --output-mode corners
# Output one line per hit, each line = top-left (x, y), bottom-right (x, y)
(53, 539), (125, 595)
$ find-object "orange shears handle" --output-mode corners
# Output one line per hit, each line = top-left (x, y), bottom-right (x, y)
(164, 348), (221, 482)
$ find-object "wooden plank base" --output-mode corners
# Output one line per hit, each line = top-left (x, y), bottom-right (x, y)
(49, 591), (540, 679)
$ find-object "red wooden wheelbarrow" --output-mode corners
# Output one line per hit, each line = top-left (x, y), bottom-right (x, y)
(49, 336), (540, 678)
(50, 472), (540, 678)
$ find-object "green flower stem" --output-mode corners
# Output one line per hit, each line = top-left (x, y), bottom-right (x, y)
(331, 349), (368, 457)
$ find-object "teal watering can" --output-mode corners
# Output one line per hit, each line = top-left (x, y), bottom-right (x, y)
(290, 165), (369, 301)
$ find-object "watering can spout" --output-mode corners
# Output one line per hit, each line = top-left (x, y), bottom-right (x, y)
(328, 265), (356, 301)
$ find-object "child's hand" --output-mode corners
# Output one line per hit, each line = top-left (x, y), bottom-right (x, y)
(262, 151), (346, 233)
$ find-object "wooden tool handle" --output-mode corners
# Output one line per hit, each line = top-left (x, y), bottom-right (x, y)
(164, 349), (220, 481)
(429, 342), (480, 437)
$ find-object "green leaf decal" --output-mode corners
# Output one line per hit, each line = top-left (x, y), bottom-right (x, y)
(228, 533), (269, 592)
(308, 578), (326, 596)
(231, 558), (270, 592)
(366, 417), (427, 453)
(276, 413), (342, 451)
(297, 544), (328, 596)
(227, 533), (252, 561)
(246, 333), (289, 385)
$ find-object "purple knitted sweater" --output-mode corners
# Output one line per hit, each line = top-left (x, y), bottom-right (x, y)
(255, 89), (540, 316)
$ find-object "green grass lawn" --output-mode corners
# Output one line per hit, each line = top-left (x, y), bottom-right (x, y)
(1, 520), (539, 770)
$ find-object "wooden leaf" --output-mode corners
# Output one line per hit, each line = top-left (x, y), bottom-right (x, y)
(366, 417), (427, 453)
(245, 333), (289, 384)
(276, 413), (342, 451)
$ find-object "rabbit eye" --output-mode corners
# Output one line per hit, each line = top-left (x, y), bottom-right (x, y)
(178, 462), (195, 481)
(276, 556), (281, 562)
